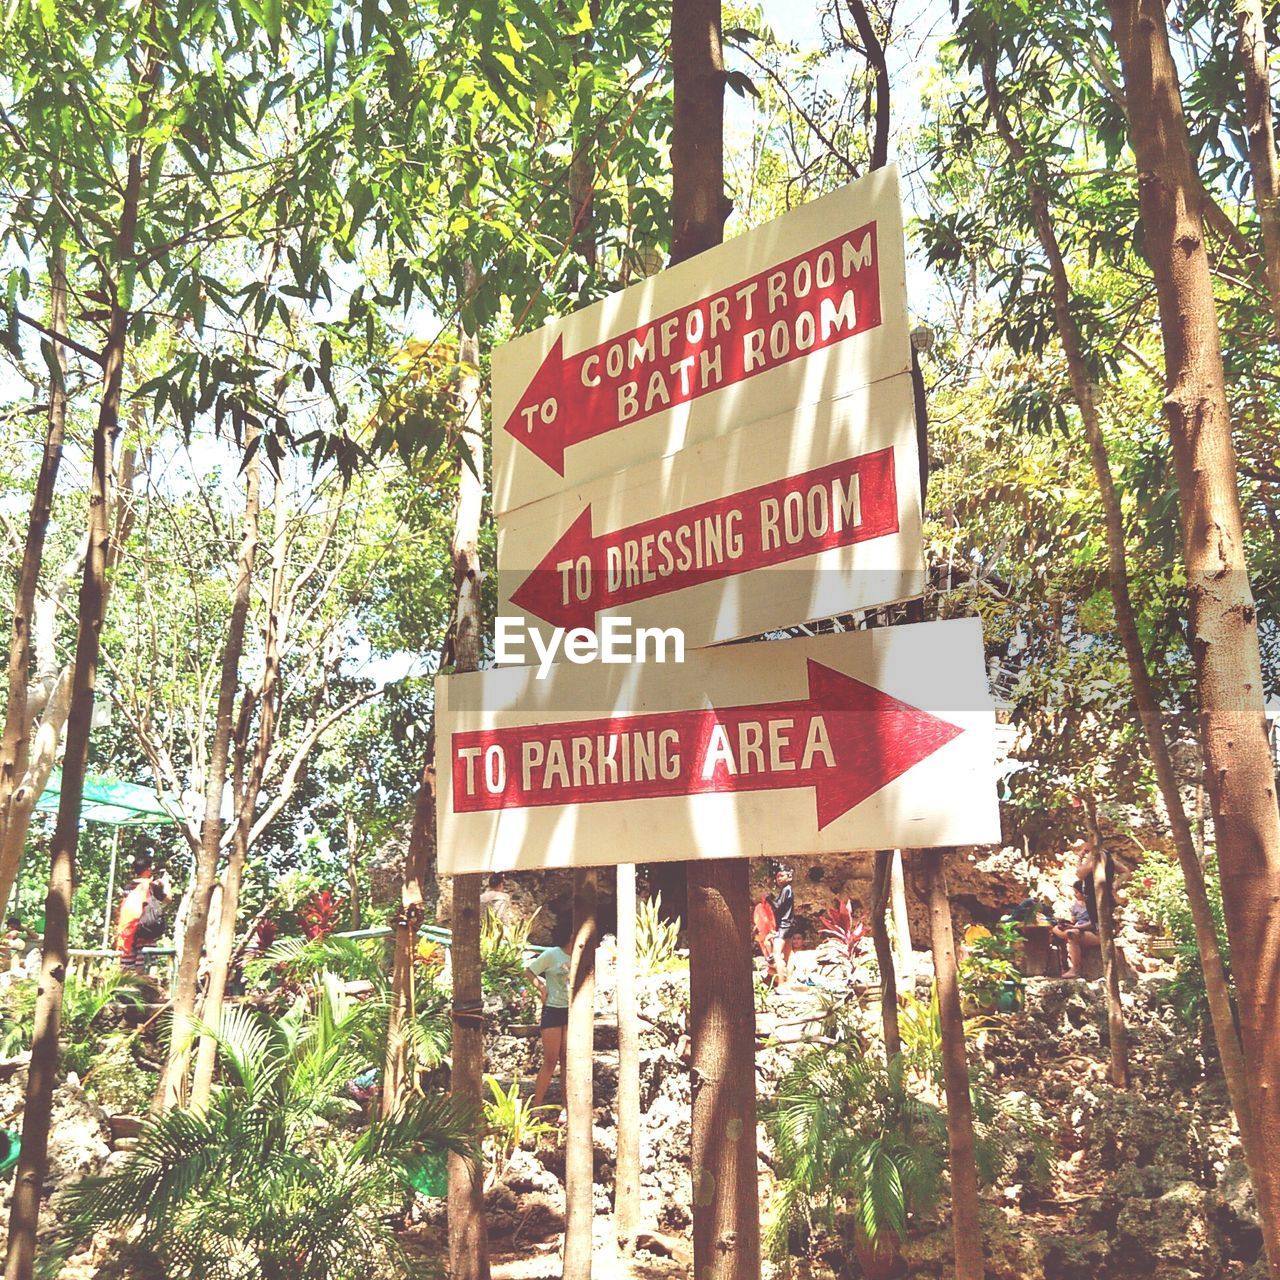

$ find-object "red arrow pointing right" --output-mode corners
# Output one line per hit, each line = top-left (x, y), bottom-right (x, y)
(450, 660), (962, 830)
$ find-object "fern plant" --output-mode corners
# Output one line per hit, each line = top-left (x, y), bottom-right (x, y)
(47, 974), (477, 1280)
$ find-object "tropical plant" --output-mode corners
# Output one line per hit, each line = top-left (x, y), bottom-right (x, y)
(636, 892), (682, 974)
(959, 922), (1024, 1012)
(816, 898), (868, 977)
(47, 975), (476, 1280)
(765, 1045), (947, 1271)
(482, 1074), (556, 1187)
(299, 890), (347, 941)
(1130, 848), (1230, 1030)
(0, 969), (142, 1078)
(481, 906), (537, 997)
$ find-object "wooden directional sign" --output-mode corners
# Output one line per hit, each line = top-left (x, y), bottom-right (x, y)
(492, 166), (909, 516)
(497, 375), (924, 649)
(435, 619), (999, 874)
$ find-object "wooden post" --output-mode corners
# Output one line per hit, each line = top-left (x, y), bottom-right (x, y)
(614, 863), (641, 1253)
(1091, 844), (1130, 1088)
(100, 828), (119, 950)
(923, 848), (984, 1280)
(672, 1), (761, 1275)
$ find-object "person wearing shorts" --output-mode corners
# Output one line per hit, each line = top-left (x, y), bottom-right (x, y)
(526, 917), (572, 1109)
(770, 865), (796, 989)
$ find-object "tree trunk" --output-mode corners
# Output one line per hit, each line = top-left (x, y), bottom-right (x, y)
(0, 243), (69, 916)
(1235, 0), (1280, 339)
(845, 0), (889, 171)
(447, 264), (490, 1280)
(564, 868), (598, 1280)
(870, 850), (900, 1058)
(982, 43), (1261, 1178)
(888, 849), (913, 981)
(672, 3), (760, 1275)
(1089, 833), (1130, 1088)
(4, 287), (128, 1280)
(614, 863), (641, 1253)
(189, 447), (263, 1108)
(158, 447), (263, 1111)
(923, 848), (984, 1280)
(346, 811), (362, 930)
(1103, 10), (1280, 1271)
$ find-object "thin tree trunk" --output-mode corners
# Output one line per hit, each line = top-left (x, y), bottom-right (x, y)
(3, 278), (131, 1280)
(923, 848), (984, 1280)
(845, 0), (889, 171)
(346, 811), (362, 930)
(1091, 10), (1280, 1265)
(158, 462), (263, 1111)
(1088, 828), (1130, 1088)
(564, 868), (597, 1280)
(447, 262), (490, 1280)
(982, 46), (1261, 1179)
(0, 243), (69, 916)
(563, 22), (599, 1269)
(614, 863), (640, 1253)
(190, 451), (268, 1107)
(672, 2), (760, 1275)
(870, 850), (900, 1058)
(888, 849), (913, 981)
(1235, 0), (1280, 339)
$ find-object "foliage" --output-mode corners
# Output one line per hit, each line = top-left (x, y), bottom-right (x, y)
(481, 906), (537, 999)
(765, 1043), (948, 1261)
(482, 1074), (555, 1186)
(959, 922), (1024, 1011)
(0, 969), (143, 1081)
(816, 898), (868, 976)
(636, 892), (682, 974)
(299, 889), (347, 941)
(1130, 848), (1230, 1030)
(48, 976), (476, 1280)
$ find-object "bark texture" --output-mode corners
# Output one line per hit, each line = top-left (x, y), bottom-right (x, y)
(672, 3), (760, 1275)
(924, 849), (984, 1280)
(1107, 5), (1280, 1272)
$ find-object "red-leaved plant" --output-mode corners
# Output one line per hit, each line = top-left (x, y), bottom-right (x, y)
(300, 889), (346, 940)
(818, 899), (867, 964)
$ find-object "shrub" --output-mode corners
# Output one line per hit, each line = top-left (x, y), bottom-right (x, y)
(636, 892), (681, 974)
(47, 976), (476, 1280)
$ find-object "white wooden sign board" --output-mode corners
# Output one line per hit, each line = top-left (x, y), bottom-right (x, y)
(436, 618), (999, 873)
(492, 165), (910, 516)
(496, 374), (925, 651)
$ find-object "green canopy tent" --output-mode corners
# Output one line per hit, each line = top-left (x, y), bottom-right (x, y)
(34, 770), (183, 946)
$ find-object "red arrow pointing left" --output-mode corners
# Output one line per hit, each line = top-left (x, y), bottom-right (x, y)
(502, 221), (883, 475)
(450, 660), (962, 830)
(508, 448), (899, 631)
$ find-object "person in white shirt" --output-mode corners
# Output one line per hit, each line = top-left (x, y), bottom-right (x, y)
(525, 916), (573, 1110)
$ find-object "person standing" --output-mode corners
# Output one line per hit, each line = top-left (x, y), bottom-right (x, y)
(479, 871), (514, 926)
(525, 917), (572, 1110)
(770, 865), (796, 990)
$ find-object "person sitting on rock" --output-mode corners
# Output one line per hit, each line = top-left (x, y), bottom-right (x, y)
(1053, 882), (1100, 978)
(526, 916), (572, 1111)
